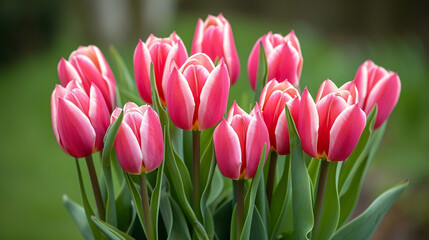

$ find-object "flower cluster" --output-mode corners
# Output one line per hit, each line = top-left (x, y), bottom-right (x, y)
(51, 13), (403, 240)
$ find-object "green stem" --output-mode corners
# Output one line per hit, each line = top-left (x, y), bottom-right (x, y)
(266, 150), (278, 206)
(236, 179), (245, 239)
(85, 155), (105, 221)
(312, 159), (329, 238)
(192, 130), (202, 220)
(139, 174), (154, 240)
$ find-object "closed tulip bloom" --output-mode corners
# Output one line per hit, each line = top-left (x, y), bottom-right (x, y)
(166, 53), (230, 131)
(134, 32), (188, 105)
(192, 13), (240, 84)
(110, 102), (164, 175)
(315, 80), (366, 161)
(58, 45), (116, 112)
(213, 102), (270, 179)
(248, 31), (303, 90)
(51, 80), (110, 158)
(353, 60), (401, 129)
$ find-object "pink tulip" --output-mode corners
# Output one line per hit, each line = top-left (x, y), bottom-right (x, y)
(58, 45), (116, 112)
(110, 102), (164, 174)
(213, 102), (270, 179)
(134, 32), (188, 105)
(248, 31), (303, 90)
(51, 80), (110, 158)
(166, 53), (230, 131)
(192, 13), (240, 84)
(315, 80), (366, 161)
(353, 60), (401, 129)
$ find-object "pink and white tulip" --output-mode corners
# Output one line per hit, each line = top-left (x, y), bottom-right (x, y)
(110, 102), (164, 175)
(134, 32), (188, 105)
(315, 80), (366, 161)
(353, 60), (401, 129)
(248, 31), (303, 90)
(58, 45), (116, 112)
(51, 80), (110, 158)
(192, 13), (240, 84)
(166, 53), (230, 131)
(213, 102), (270, 179)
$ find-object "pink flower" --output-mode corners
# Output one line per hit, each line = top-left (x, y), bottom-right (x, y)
(166, 53), (230, 131)
(134, 32), (188, 105)
(110, 102), (164, 174)
(213, 102), (270, 179)
(58, 45), (116, 112)
(248, 31), (302, 90)
(315, 80), (366, 161)
(51, 80), (110, 158)
(353, 60), (401, 129)
(192, 13), (240, 84)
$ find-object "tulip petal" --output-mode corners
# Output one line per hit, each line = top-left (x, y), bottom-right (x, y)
(274, 109), (290, 155)
(353, 60), (370, 105)
(166, 68), (195, 130)
(58, 58), (81, 86)
(140, 107), (164, 173)
(364, 73), (401, 129)
(115, 121), (143, 174)
(297, 89), (318, 158)
(180, 53), (215, 72)
(267, 42), (300, 86)
(202, 25), (224, 62)
(213, 118), (242, 179)
(57, 98), (96, 158)
(89, 85), (111, 151)
(191, 19), (204, 54)
(223, 19), (240, 84)
(134, 40), (153, 104)
(328, 104), (366, 161)
(198, 63), (230, 130)
(162, 40), (189, 100)
(315, 79), (338, 103)
(247, 38), (262, 90)
(245, 112), (269, 179)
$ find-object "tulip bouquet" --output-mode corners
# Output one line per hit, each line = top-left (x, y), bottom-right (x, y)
(51, 13), (407, 240)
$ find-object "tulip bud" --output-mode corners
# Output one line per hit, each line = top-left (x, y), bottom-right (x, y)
(192, 13), (240, 84)
(353, 60), (401, 129)
(110, 102), (164, 175)
(248, 31), (303, 90)
(213, 102), (270, 179)
(134, 32), (188, 105)
(315, 80), (366, 161)
(166, 53), (230, 131)
(51, 81), (110, 158)
(58, 45), (116, 113)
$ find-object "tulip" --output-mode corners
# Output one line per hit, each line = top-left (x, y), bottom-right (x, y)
(192, 13), (240, 84)
(166, 53), (230, 131)
(110, 102), (164, 175)
(58, 45), (116, 112)
(51, 80), (110, 158)
(134, 32), (188, 105)
(315, 79), (366, 161)
(248, 31), (303, 90)
(353, 60), (401, 129)
(213, 102), (270, 179)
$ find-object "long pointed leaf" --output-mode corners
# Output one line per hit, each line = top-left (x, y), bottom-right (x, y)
(254, 42), (268, 103)
(109, 45), (135, 92)
(92, 216), (135, 240)
(150, 159), (165, 240)
(63, 194), (95, 240)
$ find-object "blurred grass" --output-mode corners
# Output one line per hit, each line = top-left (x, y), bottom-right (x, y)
(0, 11), (427, 239)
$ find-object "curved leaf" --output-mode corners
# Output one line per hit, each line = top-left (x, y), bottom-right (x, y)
(63, 194), (95, 240)
(109, 45), (135, 92)
(254, 42), (268, 103)
(92, 216), (135, 240)
(150, 159), (165, 240)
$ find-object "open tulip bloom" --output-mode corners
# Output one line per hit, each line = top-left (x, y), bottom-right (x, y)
(51, 13), (408, 240)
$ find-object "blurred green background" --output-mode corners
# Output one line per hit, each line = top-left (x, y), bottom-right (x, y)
(1, 0), (428, 239)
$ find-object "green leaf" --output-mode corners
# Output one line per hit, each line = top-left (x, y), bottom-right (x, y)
(123, 172), (146, 236)
(200, 138), (216, 237)
(250, 207), (268, 240)
(119, 88), (144, 106)
(101, 110), (124, 227)
(285, 106), (314, 240)
(63, 194), (95, 240)
(109, 45), (135, 92)
(339, 106), (377, 194)
(254, 42), (268, 103)
(75, 159), (104, 240)
(150, 159), (165, 240)
(214, 199), (233, 240)
(92, 216), (135, 240)
(307, 158), (321, 207)
(165, 194), (192, 240)
(312, 162), (341, 240)
(331, 180), (408, 240)
(207, 168), (224, 206)
(338, 119), (387, 226)
(269, 155), (291, 240)
(240, 145), (268, 240)
(115, 181), (133, 233)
